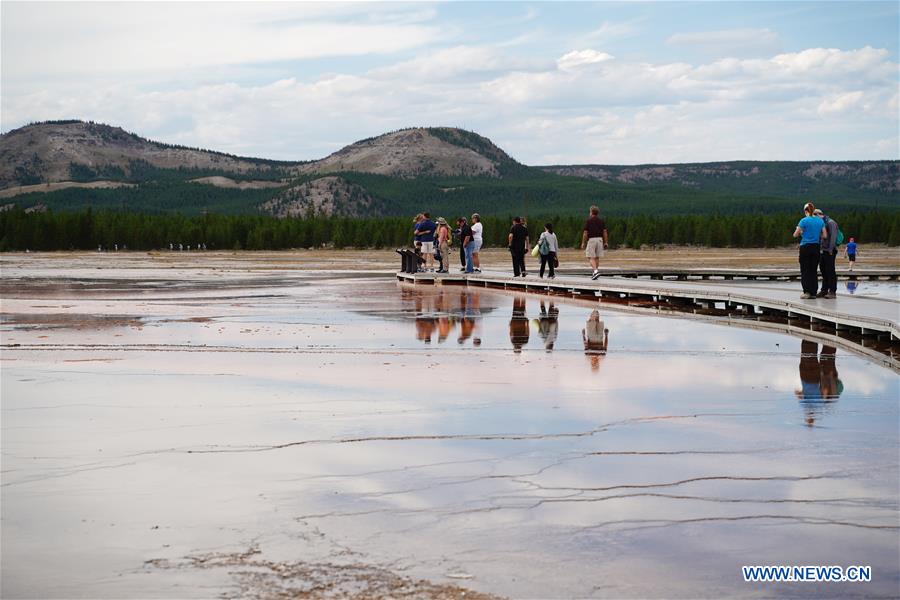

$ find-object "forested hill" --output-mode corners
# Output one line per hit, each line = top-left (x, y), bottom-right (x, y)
(542, 162), (899, 204)
(0, 120), (897, 218)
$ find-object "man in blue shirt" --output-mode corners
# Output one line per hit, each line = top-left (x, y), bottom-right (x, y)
(792, 202), (826, 299)
(415, 212), (437, 272)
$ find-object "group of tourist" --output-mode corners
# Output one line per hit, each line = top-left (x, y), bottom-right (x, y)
(412, 212), (484, 274)
(793, 202), (857, 299)
(412, 205), (609, 279)
(413, 202), (857, 296)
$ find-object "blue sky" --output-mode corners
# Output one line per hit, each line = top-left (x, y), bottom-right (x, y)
(2, 1), (897, 164)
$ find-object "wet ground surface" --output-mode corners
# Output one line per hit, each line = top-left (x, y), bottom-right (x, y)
(1, 254), (898, 599)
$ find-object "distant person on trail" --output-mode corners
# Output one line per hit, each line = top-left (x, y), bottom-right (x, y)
(845, 237), (858, 271)
(460, 217), (475, 274)
(792, 202), (827, 299)
(581, 205), (608, 280)
(435, 217), (451, 273)
(537, 222), (559, 279)
(470, 213), (483, 273)
(415, 212), (437, 272)
(508, 216), (530, 277)
(814, 208), (839, 299)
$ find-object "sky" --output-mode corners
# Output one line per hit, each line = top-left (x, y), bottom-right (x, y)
(1, 1), (898, 165)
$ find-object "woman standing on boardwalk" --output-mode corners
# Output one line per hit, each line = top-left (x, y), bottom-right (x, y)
(470, 213), (483, 273)
(537, 223), (559, 279)
(792, 202), (827, 299)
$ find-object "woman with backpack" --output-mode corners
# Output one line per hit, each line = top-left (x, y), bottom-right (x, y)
(537, 223), (559, 279)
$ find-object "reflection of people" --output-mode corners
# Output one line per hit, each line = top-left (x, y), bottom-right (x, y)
(415, 316), (436, 343)
(509, 296), (530, 352)
(582, 309), (609, 371)
(535, 300), (559, 351)
(845, 281), (858, 294)
(795, 340), (843, 427)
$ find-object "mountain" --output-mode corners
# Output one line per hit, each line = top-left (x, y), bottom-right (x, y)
(298, 127), (521, 178)
(0, 120), (897, 218)
(542, 161), (899, 199)
(0, 120), (290, 191)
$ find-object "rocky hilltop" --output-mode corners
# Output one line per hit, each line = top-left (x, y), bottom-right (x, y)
(298, 127), (518, 179)
(0, 121), (285, 190)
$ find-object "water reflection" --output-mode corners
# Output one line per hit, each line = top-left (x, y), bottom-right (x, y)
(398, 286), (489, 346)
(509, 296), (530, 353)
(534, 300), (559, 352)
(796, 340), (843, 427)
(583, 309), (609, 371)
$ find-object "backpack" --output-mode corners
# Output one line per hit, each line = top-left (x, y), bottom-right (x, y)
(539, 234), (550, 255)
(824, 216), (844, 247)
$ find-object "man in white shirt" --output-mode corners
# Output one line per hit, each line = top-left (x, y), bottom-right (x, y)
(470, 213), (483, 273)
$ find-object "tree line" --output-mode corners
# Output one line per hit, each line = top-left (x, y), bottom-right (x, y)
(1, 208), (898, 252)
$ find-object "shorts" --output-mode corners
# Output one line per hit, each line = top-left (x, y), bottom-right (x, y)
(848, 253), (856, 262)
(472, 239), (483, 253)
(420, 241), (434, 254)
(585, 237), (605, 258)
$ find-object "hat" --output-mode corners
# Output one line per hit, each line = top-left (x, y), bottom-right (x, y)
(437, 217), (447, 225)
(813, 209), (824, 216)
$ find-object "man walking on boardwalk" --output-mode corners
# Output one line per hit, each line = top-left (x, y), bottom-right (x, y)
(581, 205), (608, 280)
(508, 216), (530, 277)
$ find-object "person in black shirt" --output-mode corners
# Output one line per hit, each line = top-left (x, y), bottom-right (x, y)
(507, 216), (530, 277)
(460, 217), (475, 274)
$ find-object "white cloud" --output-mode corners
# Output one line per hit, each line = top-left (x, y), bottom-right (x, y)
(557, 50), (615, 72)
(1, 2), (441, 80)
(817, 91), (865, 115)
(370, 46), (542, 81)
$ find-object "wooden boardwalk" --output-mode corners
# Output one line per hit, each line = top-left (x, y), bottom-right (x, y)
(397, 269), (900, 369)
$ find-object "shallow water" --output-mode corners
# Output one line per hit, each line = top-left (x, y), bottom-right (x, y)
(1, 264), (898, 599)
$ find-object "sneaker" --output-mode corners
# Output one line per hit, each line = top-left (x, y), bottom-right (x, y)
(459, 268), (466, 272)
(548, 275), (555, 279)
(800, 293), (813, 299)
(816, 291), (827, 298)
(474, 268), (482, 273)
(825, 293), (837, 299)
(591, 271), (601, 280)
(521, 272), (527, 278)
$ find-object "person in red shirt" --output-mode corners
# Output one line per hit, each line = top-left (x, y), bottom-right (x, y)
(580, 205), (609, 280)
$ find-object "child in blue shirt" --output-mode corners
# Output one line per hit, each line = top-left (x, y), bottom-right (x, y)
(845, 238), (858, 271)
